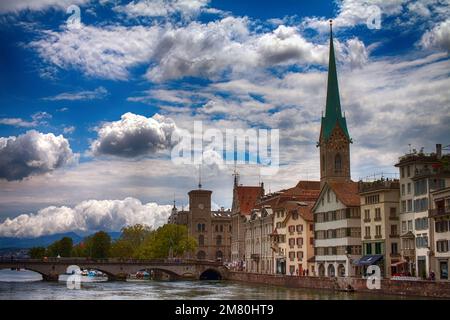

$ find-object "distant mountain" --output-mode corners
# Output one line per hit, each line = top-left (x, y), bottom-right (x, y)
(0, 231), (122, 249)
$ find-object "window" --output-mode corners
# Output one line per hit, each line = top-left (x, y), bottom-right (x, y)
(402, 221), (407, 233)
(435, 221), (449, 233)
(375, 208), (381, 221)
(365, 195), (380, 204)
(365, 226), (371, 238)
(296, 237), (304, 247)
(296, 224), (303, 232)
(327, 190), (331, 203)
(289, 238), (295, 247)
(335, 154), (342, 173)
(390, 207), (397, 218)
(215, 225), (219, 232)
(401, 167), (405, 178)
(391, 243), (398, 255)
(407, 200), (413, 212)
(216, 235), (222, 246)
(364, 209), (370, 221)
(414, 198), (428, 212)
(220, 225), (223, 232)
(198, 235), (204, 246)
(407, 183), (411, 194)
(415, 218), (429, 230)
(408, 220), (413, 231)
(297, 251), (304, 260)
(288, 225), (295, 233)
(414, 179), (427, 196)
(376, 225), (382, 237)
(437, 240), (449, 253)
(407, 166), (411, 177)
(416, 235), (428, 248)
(401, 184), (405, 195)
(365, 243), (372, 255)
(375, 242), (382, 254)
(310, 237), (314, 245)
(401, 201), (406, 213)
(391, 224), (398, 236)
(197, 223), (202, 232)
(289, 251), (295, 261)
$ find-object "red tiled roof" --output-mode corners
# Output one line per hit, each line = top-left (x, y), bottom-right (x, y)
(328, 181), (360, 206)
(280, 200), (315, 223)
(235, 186), (263, 215)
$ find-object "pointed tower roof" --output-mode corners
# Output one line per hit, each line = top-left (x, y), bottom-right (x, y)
(321, 20), (351, 142)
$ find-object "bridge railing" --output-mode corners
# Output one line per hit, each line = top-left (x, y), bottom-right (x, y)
(0, 257), (224, 266)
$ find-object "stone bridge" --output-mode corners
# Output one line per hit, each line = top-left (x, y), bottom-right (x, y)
(0, 258), (229, 281)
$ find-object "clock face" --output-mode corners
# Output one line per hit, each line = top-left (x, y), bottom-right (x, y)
(198, 203), (204, 210)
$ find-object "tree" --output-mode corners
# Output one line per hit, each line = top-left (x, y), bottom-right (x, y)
(110, 239), (134, 259)
(29, 247), (46, 259)
(135, 224), (197, 259)
(120, 224), (152, 248)
(46, 236), (73, 257)
(87, 231), (111, 259)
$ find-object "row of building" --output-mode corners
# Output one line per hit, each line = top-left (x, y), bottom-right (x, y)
(167, 22), (450, 281)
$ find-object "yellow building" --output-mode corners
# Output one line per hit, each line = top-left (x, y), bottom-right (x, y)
(358, 179), (401, 278)
(282, 201), (315, 276)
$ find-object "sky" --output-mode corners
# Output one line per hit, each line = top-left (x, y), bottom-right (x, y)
(0, 0), (449, 238)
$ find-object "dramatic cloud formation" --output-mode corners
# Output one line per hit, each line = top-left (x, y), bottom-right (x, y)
(90, 112), (178, 157)
(30, 17), (368, 82)
(0, 197), (172, 237)
(115, 0), (210, 18)
(0, 0), (89, 13)
(0, 130), (78, 181)
(43, 86), (108, 101)
(421, 19), (450, 51)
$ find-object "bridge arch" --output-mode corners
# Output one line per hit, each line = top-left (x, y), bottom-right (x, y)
(0, 267), (44, 281)
(199, 268), (223, 280)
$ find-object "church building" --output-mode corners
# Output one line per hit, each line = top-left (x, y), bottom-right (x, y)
(312, 21), (362, 277)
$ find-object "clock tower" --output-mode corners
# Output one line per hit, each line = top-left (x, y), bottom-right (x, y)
(318, 20), (352, 189)
(188, 188), (213, 259)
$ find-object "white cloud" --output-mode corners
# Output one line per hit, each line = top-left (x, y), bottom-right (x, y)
(0, 130), (78, 181)
(421, 19), (450, 51)
(0, 0), (89, 13)
(0, 112), (52, 128)
(90, 112), (179, 157)
(31, 24), (161, 80)
(115, 0), (210, 19)
(44, 86), (108, 101)
(303, 0), (406, 31)
(63, 126), (76, 134)
(31, 17), (368, 82)
(0, 197), (172, 237)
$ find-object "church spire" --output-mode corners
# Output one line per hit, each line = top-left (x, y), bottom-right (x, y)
(321, 20), (350, 142)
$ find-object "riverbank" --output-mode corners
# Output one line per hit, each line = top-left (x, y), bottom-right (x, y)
(227, 271), (450, 299)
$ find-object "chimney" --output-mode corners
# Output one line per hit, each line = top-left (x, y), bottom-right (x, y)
(436, 144), (442, 159)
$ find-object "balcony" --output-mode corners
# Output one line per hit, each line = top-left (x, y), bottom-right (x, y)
(374, 216), (382, 222)
(389, 234), (399, 238)
(375, 235), (382, 239)
(429, 206), (450, 218)
(364, 235), (371, 240)
(389, 215), (399, 221)
(363, 218), (371, 223)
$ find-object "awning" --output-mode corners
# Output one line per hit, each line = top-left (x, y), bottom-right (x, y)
(353, 255), (383, 266)
(391, 260), (407, 267)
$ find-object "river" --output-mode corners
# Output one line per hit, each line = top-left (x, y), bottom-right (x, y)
(0, 269), (421, 300)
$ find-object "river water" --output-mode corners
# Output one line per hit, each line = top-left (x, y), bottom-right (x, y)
(0, 269), (420, 300)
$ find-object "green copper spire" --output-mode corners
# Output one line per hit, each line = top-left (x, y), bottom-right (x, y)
(321, 20), (351, 142)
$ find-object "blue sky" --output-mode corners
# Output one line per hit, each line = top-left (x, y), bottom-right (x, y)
(0, 0), (449, 237)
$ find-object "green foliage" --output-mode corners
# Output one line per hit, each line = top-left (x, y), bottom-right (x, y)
(46, 236), (73, 257)
(110, 239), (135, 259)
(135, 224), (197, 259)
(28, 247), (46, 259)
(85, 231), (111, 258)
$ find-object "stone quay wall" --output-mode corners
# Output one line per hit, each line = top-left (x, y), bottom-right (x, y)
(227, 271), (450, 298)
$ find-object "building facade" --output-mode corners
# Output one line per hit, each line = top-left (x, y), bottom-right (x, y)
(244, 206), (274, 274)
(430, 187), (450, 280)
(169, 186), (232, 262)
(230, 175), (264, 270)
(359, 179), (400, 278)
(313, 182), (362, 277)
(395, 144), (450, 278)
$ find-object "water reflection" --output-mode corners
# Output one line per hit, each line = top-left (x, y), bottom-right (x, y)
(0, 269), (423, 300)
